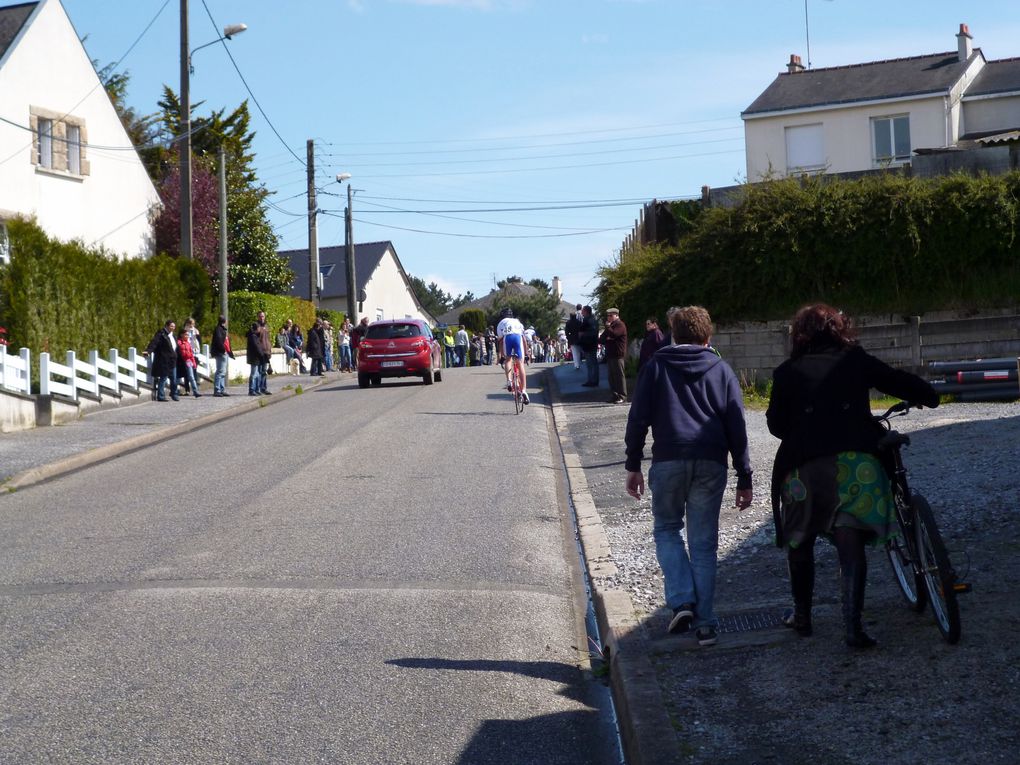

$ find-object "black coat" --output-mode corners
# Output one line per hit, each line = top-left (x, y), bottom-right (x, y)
(145, 328), (177, 377)
(765, 344), (939, 546)
(564, 315), (581, 345)
(306, 326), (324, 360)
(211, 324), (233, 357)
(246, 327), (263, 365)
(578, 315), (599, 351)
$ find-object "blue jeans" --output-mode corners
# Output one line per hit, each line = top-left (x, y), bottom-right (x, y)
(258, 360), (269, 392)
(339, 345), (352, 370)
(249, 363), (262, 394)
(445, 347), (455, 367)
(585, 349), (599, 385)
(183, 364), (199, 394)
(648, 459), (727, 628)
(156, 375), (178, 400)
(214, 354), (227, 394)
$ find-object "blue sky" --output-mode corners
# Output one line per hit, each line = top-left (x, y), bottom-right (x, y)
(61, 0), (1020, 306)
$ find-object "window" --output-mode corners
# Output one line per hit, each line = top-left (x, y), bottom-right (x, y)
(0, 222), (9, 266)
(66, 124), (81, 175)
(785, 123), (825, 174)
(873, 115), (911, 165)
(37, 118), (53, 168)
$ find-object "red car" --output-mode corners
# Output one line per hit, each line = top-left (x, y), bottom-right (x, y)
(356, 319), (443, 388)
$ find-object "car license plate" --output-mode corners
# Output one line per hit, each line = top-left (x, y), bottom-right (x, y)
(381, 360), (404, 368)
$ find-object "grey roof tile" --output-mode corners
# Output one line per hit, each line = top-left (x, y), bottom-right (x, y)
(966, 57), (1020, 97)
(0, 2), (36, 61)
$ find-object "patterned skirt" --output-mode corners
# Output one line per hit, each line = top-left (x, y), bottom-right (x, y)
(780, 451), (896, 549)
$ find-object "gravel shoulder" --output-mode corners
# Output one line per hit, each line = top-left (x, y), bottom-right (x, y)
(557, 371), (1020, 765)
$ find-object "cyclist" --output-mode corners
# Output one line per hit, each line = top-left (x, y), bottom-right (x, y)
(496, 307), (529, 405)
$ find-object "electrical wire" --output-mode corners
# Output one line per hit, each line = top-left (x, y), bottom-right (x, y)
(199, 0), (305, 167)
(355, 199), (631, 231)
(320, 211), (629, 239)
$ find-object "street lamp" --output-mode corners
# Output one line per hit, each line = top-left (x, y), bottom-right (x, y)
(337, 173), (358, 325)
(179, 0), (246, 260)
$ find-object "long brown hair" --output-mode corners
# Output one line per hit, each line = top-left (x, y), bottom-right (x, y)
(789, 303), (857, 358)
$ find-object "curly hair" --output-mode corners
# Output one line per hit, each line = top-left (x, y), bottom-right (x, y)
(789, 303), (857, 358)
(667, 305), (713, 344)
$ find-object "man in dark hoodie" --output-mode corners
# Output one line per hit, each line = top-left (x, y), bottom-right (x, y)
(624, 305), (753, 647)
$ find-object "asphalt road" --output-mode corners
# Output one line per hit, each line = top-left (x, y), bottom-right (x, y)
(0, 366), (620, 764)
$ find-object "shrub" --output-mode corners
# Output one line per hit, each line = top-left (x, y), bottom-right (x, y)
(458, 307), (486, 334)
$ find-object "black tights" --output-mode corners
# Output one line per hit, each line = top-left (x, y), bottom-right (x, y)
(788, 526), (867, 569)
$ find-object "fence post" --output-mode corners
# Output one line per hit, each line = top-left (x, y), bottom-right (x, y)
(20, 347), (30, 394)
(40, 352), (50, 396)
(127, 347), (139, 389)
(109, 348), (120, 389)
(909, 315), (922, 372)
(66, 350), (77, 401)
(0, 343), (6, 391)
(89, 349), (100, 395)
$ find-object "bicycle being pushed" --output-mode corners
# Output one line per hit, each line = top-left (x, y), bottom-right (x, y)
(878, 402), (971, 644)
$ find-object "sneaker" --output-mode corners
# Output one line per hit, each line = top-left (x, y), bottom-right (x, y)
(522, 391), (530, 405)
(696, 626), (718, 647)
(506, 382), (513, 392)
(668, 604), (694, 634)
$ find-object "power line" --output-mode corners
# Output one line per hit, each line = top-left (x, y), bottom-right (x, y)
(198, 0), (305, 167)
(357, 199), (634, 231)
(320, 211), (629, 239)
(352, 199), (665, 213)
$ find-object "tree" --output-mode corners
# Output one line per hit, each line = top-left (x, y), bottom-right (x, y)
(489, 290), (562, 338)
(152, 164), (220, 273)
(497, 276), (524, 289)
(528, 278), (550, 293)
(149, 88), (292, 294)
(458, 308), (486, 334)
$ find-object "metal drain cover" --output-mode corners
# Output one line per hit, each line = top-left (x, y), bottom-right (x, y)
(717, 609), (784, 633)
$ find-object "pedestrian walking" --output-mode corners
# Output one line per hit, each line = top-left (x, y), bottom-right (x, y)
(210, 314), (234, 396)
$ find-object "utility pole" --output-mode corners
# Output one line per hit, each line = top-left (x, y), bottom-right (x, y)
(218, 145), (228, 323)
(345, 182), (357, 325)
(307, 139), (318, 306)
(179, 0), (192, 259)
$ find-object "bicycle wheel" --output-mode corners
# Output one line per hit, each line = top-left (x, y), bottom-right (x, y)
(886, 496), (926, 612)
(513, 373), (524, 414)
(912, 494), (961, 644)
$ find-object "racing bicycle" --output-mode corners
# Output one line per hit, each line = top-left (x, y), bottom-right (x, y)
(877, 402), (970, 644)
(509, 360), (525, 414)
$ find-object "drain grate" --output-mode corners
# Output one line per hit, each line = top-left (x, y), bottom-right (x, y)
(717, 609), (784, 634)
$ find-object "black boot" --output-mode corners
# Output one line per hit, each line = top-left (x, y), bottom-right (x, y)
(841, 563), (878, 648)
(783, 559), (814, 636)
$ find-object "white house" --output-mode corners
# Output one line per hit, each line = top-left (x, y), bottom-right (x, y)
(0, 0), (159, 260)
(281, 240), (438, 326)
(742, 24), (1020, 181)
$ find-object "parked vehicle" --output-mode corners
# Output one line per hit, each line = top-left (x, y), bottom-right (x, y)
(356, 319), (443, 388)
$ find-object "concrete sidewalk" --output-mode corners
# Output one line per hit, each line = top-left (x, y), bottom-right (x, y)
(0, 370), (344, 490)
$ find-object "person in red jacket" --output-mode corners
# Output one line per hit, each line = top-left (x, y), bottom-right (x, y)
(599, 308), (628, 404)
(177, 328), (201, 397)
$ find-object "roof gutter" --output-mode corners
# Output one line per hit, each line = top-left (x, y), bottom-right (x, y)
(742, 90), (950, 121)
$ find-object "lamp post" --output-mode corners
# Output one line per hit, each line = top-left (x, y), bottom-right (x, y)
(179, 0), (246, 260)
(337, 173), (357, 325)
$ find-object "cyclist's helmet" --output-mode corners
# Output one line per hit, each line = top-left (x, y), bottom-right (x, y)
(500, 307), (514, 319)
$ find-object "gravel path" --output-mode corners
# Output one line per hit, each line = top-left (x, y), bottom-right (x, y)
(560, 387), (1020, 764)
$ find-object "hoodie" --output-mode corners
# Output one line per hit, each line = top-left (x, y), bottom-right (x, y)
(624, 345), (752, 489)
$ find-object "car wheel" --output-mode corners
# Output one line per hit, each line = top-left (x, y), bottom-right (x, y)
(358, 373), (370, 389)
(371, 375), (382, 386)
(435, 369), (442, 383)
(422, 367), (434, 385)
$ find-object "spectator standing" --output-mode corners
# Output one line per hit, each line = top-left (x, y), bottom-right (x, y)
(144, 319), (179, 402)
(177, 327), (201, 397)
(256, 311), (272, 394)
(455, 324), (469, 367)
(306, 318), (325, 376)
(210, 314), (234, 396)
(624, 305), (753, 646)
(323, 320), (335, 372)
(485, 326), (497, 365)
(579, 305), (600, 387)
(470, 333), (484, 366)
(565, 304), (583, 370)
(443, 328), (456, 368)
(246, 322), (263, 396)
(289, 323), (306, 373)
(351, 317), (370, 369)
(600, 308), (628, 404)
(337, 319), (353, 372)
(639, 316), (667, 372)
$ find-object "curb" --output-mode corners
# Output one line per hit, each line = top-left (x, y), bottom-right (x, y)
(547, 369), (684, 765)
(4, 377), (330, 492)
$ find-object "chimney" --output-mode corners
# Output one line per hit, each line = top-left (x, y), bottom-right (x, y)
(551, 276), (562, 300)
(957, 23), (973, 61)
(787, 54), (806, 74)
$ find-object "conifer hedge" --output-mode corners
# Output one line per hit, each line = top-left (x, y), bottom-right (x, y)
(596, 172), (1020, 325)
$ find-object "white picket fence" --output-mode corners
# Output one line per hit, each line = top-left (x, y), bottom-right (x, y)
(0, 342), (217, 402)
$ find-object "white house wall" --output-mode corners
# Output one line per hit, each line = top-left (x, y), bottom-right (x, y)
(0, 0), (159, 258)
(744, 96), (949, 180)
(363, 249), (431, 323)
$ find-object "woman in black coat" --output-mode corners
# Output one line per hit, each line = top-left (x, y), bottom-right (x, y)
(766, 304), (939, 648)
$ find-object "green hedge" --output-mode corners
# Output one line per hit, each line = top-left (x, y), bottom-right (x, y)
(228, 291), (315, 345)
(596, 172), (1020, 326)
(0, 219), (208, 355)
(316, 307), (346, 328)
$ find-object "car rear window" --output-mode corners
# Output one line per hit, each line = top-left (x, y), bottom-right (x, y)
(366, 323), (422, 340)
